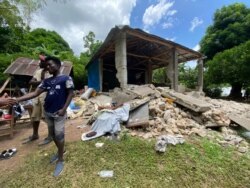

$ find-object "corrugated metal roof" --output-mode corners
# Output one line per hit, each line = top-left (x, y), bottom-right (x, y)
(4, 57), (73, 76)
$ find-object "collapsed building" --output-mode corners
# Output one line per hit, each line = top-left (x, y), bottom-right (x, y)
(86, 25), (205, 92)
(79, 26), (250, 153)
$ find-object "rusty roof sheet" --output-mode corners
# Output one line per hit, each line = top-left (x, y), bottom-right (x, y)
(4, 57), (72, 76)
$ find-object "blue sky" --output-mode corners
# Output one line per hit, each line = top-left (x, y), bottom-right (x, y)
(130, 0), (250, 52)
(31, 0), (250, 62)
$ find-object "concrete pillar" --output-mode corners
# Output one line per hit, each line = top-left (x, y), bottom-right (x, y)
(99, 58), (103, 91)
(197, 59), (204, 92)
(166, 48), (178, 91)
(115, 32), (127, 89)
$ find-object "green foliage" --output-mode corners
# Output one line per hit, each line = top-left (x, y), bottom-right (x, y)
(204, 86), (222, 98)
(206, 40), (250, 87)
(22, 28), (72, 54)
(152, 67), (168, 84)
(0, 0), (26, 53)
(0, 2), (102, 90)
(58, 52), (89, 89)
(200, 3), (250, 60)
(178, 63), (198, 89)
(83, 31), (102, 57)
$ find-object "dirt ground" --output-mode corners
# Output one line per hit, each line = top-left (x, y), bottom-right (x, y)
(0, 117), (90, 173)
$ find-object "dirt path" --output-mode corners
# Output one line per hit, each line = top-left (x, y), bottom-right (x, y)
(0, 117), (89, 173)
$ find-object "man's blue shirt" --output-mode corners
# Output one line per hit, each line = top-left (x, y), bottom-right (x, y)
(39, 75), (74, 113)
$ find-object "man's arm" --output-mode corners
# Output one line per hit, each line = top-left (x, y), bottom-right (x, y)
(56, 89), (74, 116)
(17, 87), (44, 103)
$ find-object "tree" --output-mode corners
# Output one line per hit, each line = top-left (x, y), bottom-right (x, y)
(178, 64), (198, 89)
(83, 31), (102, 57)
(22, 28), (72, 53)
(206, 40), (250, 98)
(200, 3), (250, 60)
(0, 0), (26, 53)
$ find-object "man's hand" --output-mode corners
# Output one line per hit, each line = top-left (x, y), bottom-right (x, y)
(0, 98), (16, 107)
(55, 108), (66, 116)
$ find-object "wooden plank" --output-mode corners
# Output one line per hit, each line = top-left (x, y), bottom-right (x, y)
(229, 114), (250, 131)
(0, 77), (11, 94)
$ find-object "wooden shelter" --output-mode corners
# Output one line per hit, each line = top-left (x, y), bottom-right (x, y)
(86, 25), (205, 92)
(1, 57), (73, 95)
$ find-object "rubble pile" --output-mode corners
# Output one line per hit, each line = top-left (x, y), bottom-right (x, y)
(76, 85), (250, 153)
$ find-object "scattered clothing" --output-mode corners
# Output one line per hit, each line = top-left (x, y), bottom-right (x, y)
(82, 103), (130, 141)
(155, 135), (185, 153)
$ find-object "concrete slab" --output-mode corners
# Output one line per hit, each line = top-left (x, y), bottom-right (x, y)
(163, 91), (211, 112)
(110, 89), (138, 105)
(128, 85), (155, 98)
(229, 114), (250, 131)
(89, 95), (112, 106)
(126, 102), (149, 128)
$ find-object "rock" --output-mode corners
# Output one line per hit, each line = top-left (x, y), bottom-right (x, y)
(174, 108), (180, 115)
(158, 102), (166, 111)
(172, 128), (179, 134)
(164, 128), (174, 135)
(238, 147), (248, 153)
(142, 133), (153, 139)
(191, 128), (206, 137)
(163, 110), (172, 122)
(180, 112), (187, 118)
(149, 120), (155, 127)
(130, 132), (137, 137)
(176, 120), (186, 129)
(213, 115), (221, 121)
(167, 118), (176, 125)
(216, 120), (224, 126)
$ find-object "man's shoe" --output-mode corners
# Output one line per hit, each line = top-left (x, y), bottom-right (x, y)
(22, 135), (39, 144)
(53, 161), (64, 177)
(38, 137), (52, 146)
(50, 151), (67, 164)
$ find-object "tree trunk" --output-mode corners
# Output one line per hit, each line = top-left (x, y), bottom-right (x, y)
(229, 83), (243, 99)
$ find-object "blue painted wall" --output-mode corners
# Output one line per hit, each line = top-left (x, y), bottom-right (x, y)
(87, 59), (100, 91)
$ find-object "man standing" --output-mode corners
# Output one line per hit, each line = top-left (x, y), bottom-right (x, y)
(23, 55), (52, 145)
(16, 56), (74, 177)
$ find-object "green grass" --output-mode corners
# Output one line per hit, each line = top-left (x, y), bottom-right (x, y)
(1, 135), (249, 188)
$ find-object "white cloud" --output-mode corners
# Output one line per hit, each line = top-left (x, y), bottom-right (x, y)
(162, 22), (173, 29)
(165, 37), (176, 41)
(162, 17), (174, 29)
(186, 44), (201, 68)
(142, 0), (176, 30)
(189, 17), (203, 32)
(186, 60), (197, 68)
(166, 10), (177, 16)
(193, 44), (200, 51)
(30, 0), (137, 55)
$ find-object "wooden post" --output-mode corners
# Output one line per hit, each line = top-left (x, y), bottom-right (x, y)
(148, 61), (152, 83)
